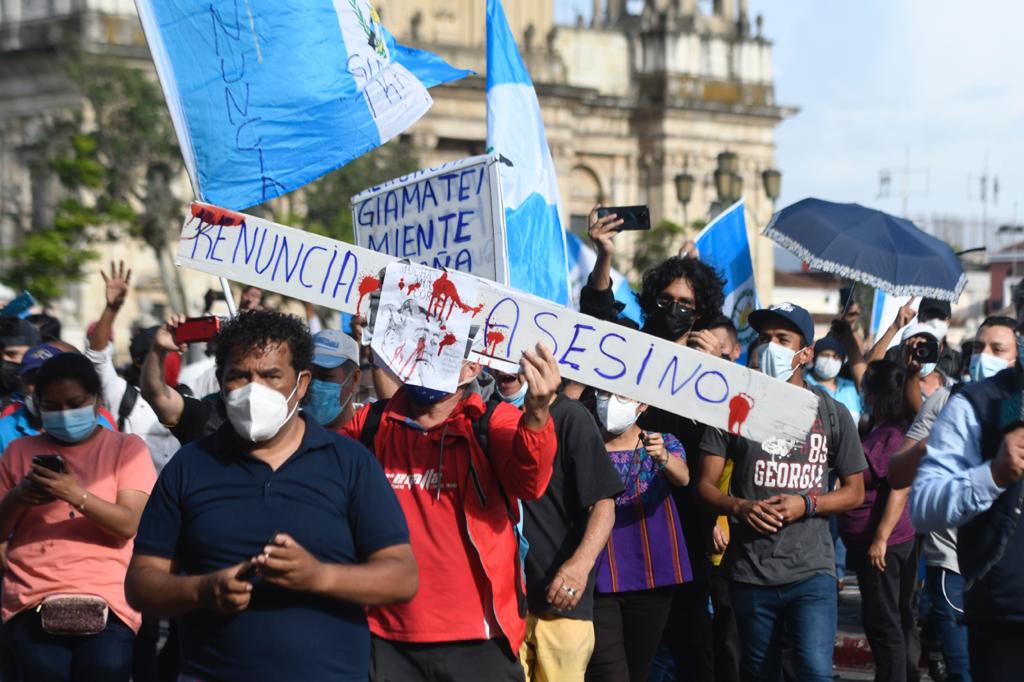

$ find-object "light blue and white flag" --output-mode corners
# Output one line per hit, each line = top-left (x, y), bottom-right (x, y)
(135, 0), (469, 210)
(696, 200), (760, 360)
(486, 0), (570, 305)
(565, 231), (642, 324)
(870, 289), (914, 351)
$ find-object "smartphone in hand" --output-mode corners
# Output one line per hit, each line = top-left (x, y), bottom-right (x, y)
(32, 455), (65, 473)
(237, 530), (281, 583)
(597, 205), (651, 231)
(172, 317), (222, 345)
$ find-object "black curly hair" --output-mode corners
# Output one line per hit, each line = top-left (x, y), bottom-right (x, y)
(213, 311), (313, 380)
(35, 352), (102, 405)
(639, 256), (726, 330)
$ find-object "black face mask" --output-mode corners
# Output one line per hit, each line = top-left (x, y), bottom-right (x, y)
(657, 302), (696, 340)
(0, 361), (19, 393)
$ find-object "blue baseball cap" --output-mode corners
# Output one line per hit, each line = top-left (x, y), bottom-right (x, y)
(814, 336), (846, 360)
(749, 303), (815, 347)
(312, 329), (359, 369)
(19, 343), (66, 376)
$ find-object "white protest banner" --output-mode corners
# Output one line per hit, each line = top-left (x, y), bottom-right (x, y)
(177, 202), (819, 444)
(352, 154), (509, 284)
(371, 262), (480, 392)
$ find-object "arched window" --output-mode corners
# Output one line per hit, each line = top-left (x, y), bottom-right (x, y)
(568, 164), (604, 239)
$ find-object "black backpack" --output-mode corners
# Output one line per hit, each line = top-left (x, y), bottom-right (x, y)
(117, 384), (139, 432)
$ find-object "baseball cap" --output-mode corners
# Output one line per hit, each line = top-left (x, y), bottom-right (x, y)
(901, 322), (940, 344)
(312, 329), (360, 369)
(918, 298), (951, 321)
(19, 343), (66, 376)
(749, 302), (815, 346)
(0, 317), (40, 349)
(814, 336), (846, 360)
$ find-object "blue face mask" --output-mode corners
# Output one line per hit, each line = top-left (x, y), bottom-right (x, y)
(41, 404), (98, 443)
(969, 353), (1009, 383)
(759, 342), (798, 382)
(306, 377), (353, 427)
(407, 384), (451, 406)
(499, 381), (529, 409)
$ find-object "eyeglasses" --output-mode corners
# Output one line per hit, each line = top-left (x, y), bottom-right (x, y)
(655, 294), (694, 310)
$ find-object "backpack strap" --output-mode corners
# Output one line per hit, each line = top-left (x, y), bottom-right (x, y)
(809, 386), (842, 467)
(468, 397), (529, 618)
(118, 384), (139, 432)
(358, 399), (389, 453)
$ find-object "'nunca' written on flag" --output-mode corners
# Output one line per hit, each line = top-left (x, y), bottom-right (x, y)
(134, 0), (469, 210)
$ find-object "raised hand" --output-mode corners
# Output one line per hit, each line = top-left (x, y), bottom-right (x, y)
(101, 260), (132, 310)
(588, 205), (624, 257)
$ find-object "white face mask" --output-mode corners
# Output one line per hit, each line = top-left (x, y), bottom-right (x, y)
(759, 342), (799, 382)
(926, 319), (950, 339)
(225, 375), (305, 443)
(596, 394), (642, 435)
(813, 356), (842, 381)
(918, 362), (937, 379)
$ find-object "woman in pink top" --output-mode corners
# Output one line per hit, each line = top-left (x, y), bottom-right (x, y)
(0, 352), (156, 681)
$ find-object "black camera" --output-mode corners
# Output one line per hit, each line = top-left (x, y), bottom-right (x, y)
(912, 337), (940, 364)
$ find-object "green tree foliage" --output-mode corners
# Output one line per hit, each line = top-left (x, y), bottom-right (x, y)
(295, 138), (419, 244)
(2, 55), (188, 309)
(631, 219), (686, 277)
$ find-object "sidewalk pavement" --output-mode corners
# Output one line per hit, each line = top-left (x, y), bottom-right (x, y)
(835, 576), (875, 669)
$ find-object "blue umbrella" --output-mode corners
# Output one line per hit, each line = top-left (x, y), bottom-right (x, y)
(763, 198), (966, 302)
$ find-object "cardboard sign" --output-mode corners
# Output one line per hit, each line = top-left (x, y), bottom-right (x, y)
(176, 202), (819, 444)
(352, 154), (509, 284)
(371, 262), (479, 392)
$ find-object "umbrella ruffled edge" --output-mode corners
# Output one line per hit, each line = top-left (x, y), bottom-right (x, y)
(762, 226), (968, 303)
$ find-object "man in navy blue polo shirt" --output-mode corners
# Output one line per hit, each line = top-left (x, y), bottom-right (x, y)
(126, 311), (417, 682)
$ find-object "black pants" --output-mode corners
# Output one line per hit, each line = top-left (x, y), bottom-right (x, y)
(710, 566), (741, 682)
(968, 623), (1024, 682)
(370, 636), (523, 682)
(848, 539), (921, 682)
(665, 577), (715, 682)
(588, 587), (675, 682)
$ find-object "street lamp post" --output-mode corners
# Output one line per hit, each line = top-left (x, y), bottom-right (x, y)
(762, 168), (781, 206)
(674, 171), (694, 226)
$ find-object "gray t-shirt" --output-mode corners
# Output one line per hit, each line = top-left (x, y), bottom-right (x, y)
(702, 389), (867, 587)
(906, 387), (960, 573)
(906, 387), (951, 442)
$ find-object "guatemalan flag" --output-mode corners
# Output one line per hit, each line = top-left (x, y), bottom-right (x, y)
(134, 0), (469, 210)
(695, 200), (760, 360)
(565, 231), (643, 324)
(486, 0), (571, 305)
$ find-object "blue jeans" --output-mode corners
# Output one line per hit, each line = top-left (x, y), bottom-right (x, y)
(7, 608), (135, 681)
(925, 567), (971, 682)
(732, 573), (837, 682)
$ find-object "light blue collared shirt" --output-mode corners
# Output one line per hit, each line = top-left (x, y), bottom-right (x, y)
(910, 393), (1007, 533)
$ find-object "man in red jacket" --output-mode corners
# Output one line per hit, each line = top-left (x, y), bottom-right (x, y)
(344, 344), (560, 681)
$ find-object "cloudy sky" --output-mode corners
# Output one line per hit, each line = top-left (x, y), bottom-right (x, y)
(555, 1), (1023, 228)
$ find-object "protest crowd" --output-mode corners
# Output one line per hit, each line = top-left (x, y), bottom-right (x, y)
(0, 0), (1016, 680)
(0, 197), (1017, 682)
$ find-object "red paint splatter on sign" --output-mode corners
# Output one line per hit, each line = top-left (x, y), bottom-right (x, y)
(727, 393), (755, 435)
(398, 278), (405, 290)
(355, 276), (381, 316)
(485, 330), (506, 355)
(427, 273), (484, 321)
(191, 203), (244, 226)
(406, 282), (422, 295)
(398, 337), (428, 380)
(438, 333), (458, 356)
